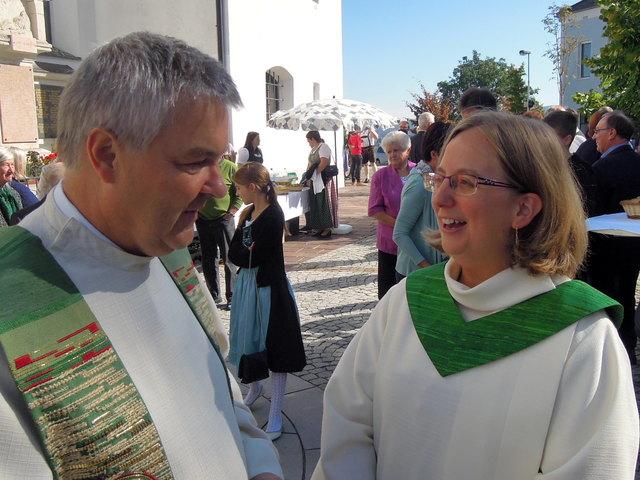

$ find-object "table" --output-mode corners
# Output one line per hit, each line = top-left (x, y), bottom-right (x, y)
(277, 188), (310, 220)
(278, 188), (310, 235)
(587, 212), (640, 237)
(232, 188), (310, 235)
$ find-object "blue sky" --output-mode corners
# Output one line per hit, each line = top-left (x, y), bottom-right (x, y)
(342, 0), (563, 119)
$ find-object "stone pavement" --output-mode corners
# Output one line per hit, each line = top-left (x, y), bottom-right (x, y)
(215, 183), (640, 480)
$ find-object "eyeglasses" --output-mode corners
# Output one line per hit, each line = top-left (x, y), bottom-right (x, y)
(593, 127), (613, 135)
(423, 172), (519, 196)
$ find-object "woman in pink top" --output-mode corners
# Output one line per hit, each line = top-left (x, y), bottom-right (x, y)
(368, 131), (415, 299)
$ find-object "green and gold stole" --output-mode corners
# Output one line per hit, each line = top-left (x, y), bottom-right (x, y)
(0, 226), (227, 479)
(406, 263), (622, 377)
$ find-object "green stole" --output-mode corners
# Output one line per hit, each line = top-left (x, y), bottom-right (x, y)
(0, 226), (228, 479)
(406, 262), (622, 377)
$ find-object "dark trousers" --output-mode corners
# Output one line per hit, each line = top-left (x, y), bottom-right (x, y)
(350, 154), (362, 183)
(378, 250), (398, 300)
(196, 216), (238, 303)
(586, 233), (640, 362)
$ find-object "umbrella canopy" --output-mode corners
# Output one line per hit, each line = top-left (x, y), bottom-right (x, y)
(268, 98), (398, 132)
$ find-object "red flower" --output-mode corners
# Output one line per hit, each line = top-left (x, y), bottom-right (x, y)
(43, 152), (59, 164)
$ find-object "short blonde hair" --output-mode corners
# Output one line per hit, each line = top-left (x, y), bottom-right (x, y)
(432, 111), (587, 278)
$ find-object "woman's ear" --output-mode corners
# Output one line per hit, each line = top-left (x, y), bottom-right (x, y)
(513, 193), (543, 229)
(429, 150), (439, 167)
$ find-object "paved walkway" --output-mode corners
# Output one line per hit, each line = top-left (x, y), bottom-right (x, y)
(215, 183), (640, 480)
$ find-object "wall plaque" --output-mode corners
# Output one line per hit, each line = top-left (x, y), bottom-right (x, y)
(35, 84), (62, 139)
(0, 64), (38, 143)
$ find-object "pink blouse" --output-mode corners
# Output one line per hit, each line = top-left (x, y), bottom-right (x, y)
(367, 162), (414, 254)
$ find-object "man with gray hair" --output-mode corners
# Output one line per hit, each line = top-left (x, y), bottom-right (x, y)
(409, 111), (435, 164)
(0, 32), (282, 480)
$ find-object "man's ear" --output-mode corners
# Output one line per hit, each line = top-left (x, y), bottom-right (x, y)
(513, 192), (543, 230)
(562, 134), (574, 148)
(86, 127), (118, 184)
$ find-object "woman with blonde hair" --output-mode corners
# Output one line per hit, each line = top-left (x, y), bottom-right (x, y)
(313, 112), (638, 480)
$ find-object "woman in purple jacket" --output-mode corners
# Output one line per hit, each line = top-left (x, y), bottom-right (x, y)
(368, 131), (415, 299)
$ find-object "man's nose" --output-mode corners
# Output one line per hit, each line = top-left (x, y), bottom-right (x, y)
(202, 164), (228, 198)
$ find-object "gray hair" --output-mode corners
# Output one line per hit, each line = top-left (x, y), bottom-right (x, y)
(0, 146), (27, 179)
(37, 162), (65, 199)
(0, 146), (13, 164)
(57, 31), (243, 170)
(382, 131), (411, 151)
(9, 147), (26, 178)
(418, 112), (435, 128)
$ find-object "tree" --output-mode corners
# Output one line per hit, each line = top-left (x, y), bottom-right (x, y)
(586, 0), (640, 124)
(499, 64), (530, 115)
(543, 3), (582, 104)
(406, 84), (456, 122)
(572, 89), (608, 120)
(435, 51), (532, 114)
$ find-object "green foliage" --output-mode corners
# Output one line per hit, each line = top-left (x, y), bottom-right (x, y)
(434, 51), (533, 115)
(587, 0), (640, 124)
(26, 151), (44, 178)
(572, 89), (607, 119)
(542, 3), (581, 102)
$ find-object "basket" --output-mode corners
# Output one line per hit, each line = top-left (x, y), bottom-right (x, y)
(620, 197), (640, 219)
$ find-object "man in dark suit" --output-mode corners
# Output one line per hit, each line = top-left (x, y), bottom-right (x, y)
(587, 110), (640, 363)
(543, 109), (600, 218)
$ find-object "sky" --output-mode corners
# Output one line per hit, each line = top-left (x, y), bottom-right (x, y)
(342, 0), (564, 119)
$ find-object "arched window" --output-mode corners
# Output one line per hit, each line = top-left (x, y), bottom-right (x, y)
(265, 66), (293, 121)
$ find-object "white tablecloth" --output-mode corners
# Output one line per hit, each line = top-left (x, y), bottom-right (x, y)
(277, 188), (310, 221)
(232, 189), (310, 224)
(587, 212), (640, 237)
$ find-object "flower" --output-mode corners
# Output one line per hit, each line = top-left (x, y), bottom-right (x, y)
(43, 152), (59, 164)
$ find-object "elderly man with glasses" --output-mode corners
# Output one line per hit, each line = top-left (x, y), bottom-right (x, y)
(587, 110), (640, 365)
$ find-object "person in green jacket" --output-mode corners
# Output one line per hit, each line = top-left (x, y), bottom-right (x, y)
(196, 154), (243, 308)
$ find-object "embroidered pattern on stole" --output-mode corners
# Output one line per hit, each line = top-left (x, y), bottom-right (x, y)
(0, 227), (174, 479)
(406, 262), (623, 377)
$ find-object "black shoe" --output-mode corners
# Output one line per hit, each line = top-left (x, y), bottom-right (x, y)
(300, 225), (311, 232)
(364, 178), (369, 183)
(318, 230), (332, 239)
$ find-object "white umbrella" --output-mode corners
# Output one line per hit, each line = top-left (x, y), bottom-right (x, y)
(268, 97), (398, 132)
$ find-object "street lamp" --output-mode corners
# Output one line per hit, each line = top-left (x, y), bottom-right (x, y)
(519, 50), (531, 110)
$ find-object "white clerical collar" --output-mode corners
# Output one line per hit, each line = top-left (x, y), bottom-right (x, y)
(53, 181), (118, 247)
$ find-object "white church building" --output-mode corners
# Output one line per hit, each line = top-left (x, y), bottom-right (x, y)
(0, 0), (344, 177)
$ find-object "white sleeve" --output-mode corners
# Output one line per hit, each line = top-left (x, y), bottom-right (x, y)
(311, 292), (393, 479)
(229, 377), (284, 479)
(536, 314), (639, 479)
(318, 143), (332, 161)
(237, 148), (249, 164)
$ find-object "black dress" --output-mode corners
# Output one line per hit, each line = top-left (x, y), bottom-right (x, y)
(228, 203), (306, 372)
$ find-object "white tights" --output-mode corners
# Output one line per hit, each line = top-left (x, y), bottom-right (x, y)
(266, 372), (287, 433)
(244, 372), (287, 433)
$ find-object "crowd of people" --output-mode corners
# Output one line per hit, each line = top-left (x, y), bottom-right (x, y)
(0, 31), (639, 480)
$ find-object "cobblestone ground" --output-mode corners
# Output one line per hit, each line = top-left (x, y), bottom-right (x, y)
(288, 235), (378, 388)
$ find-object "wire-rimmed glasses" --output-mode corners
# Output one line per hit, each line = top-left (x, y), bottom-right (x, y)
(423, 172), (519, 196)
